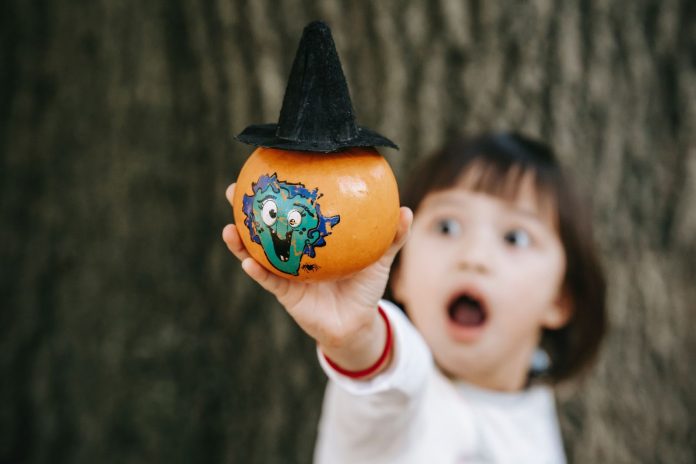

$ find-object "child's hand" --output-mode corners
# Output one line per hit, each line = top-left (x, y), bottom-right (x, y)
(222, 183), (413, 374)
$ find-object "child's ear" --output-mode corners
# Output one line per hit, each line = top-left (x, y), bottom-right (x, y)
(542, 291), (573, 330)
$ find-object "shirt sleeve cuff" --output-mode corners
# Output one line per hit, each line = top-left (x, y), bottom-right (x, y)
(317, 299), (433, 397)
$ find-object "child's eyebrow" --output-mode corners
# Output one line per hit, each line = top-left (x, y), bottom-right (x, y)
(425, 193), (551, 226)
(507, 206), (547, 226)
(428, 197), (465, 209)
(510, 206), (539, 218)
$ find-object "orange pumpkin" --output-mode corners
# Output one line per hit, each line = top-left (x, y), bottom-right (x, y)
(233, 146), (399, 281)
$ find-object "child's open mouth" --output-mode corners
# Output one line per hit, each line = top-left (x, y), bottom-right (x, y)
(448, 293), (487, 328)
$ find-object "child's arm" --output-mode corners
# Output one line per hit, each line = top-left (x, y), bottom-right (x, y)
(222, 183), (413, 377)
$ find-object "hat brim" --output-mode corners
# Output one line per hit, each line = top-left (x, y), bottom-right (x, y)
(235, 124), (398, 153)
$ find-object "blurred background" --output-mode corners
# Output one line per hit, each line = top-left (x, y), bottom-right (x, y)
(1, 0), (694, 463)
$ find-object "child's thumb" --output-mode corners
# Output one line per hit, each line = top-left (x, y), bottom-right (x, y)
(380, 207), (413, 265)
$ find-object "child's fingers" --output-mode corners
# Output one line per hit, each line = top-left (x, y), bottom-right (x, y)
(369, 207), (412, 273)
(393, 207), (413, 247)
(225, 183), (236, 207)
(222, 223), (251, 262)
(222, 184), (249, 260)
(384, 207), (413, 261)
(241, 257), (292, 300)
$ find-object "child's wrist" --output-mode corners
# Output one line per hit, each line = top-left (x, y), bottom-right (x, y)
(320, 305), (393, 379)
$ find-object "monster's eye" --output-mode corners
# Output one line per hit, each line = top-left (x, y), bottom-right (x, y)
(288, 209), (302, 228)
(261, 200), (278, 226)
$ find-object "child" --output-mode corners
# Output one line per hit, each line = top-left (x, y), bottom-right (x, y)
(222, 132), (606, 463)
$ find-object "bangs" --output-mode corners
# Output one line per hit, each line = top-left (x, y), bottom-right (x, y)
(455, 159), (559, 225)
(403, 133), (562, 220)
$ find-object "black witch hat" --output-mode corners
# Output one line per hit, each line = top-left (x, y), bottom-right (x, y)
(236, 21), (398, 153)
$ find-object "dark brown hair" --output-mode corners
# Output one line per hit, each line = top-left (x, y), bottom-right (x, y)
(390, 132), (607, 384)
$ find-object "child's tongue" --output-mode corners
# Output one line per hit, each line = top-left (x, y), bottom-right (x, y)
(449, 296), (485, 326)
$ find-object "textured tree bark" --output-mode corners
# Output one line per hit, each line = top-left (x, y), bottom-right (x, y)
(1, 0), (694, 463)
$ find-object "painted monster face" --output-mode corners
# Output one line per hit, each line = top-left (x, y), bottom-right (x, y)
(242, 174), (340, 275)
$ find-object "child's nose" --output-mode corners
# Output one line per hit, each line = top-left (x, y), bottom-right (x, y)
(457, 259), (488, 274)
(455, 234), (491, 274)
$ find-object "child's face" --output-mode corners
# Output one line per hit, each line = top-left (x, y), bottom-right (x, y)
(392, 174), (570, 391)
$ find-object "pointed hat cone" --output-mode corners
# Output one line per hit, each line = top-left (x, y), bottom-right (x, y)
(236, 21), (397, 153)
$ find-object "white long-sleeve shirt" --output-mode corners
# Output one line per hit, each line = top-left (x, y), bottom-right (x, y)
(314, 300), (567, 464)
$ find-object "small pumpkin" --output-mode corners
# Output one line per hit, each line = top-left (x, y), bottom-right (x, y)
(232, 21), (400, 281)
(233, 147), (398, 280)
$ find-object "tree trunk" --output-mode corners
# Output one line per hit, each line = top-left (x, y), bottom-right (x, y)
(1, 0), (693, 463)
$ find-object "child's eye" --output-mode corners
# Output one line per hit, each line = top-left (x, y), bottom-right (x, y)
(504, 229), (531, 248)
(435, 218), (461, 236)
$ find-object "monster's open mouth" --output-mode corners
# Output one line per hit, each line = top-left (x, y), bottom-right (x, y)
(271, 230), (293, 262)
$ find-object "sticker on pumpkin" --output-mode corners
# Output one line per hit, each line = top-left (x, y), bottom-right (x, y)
(242, 173), (340, 275)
